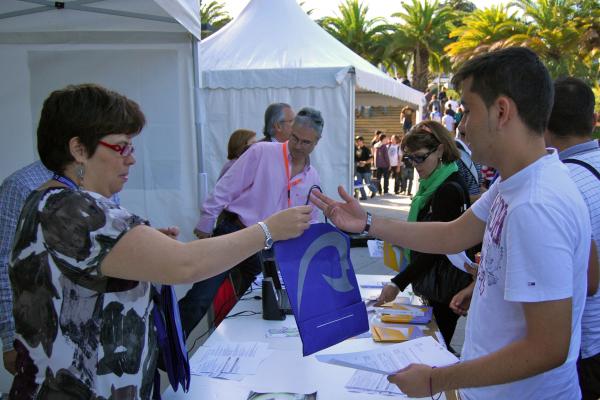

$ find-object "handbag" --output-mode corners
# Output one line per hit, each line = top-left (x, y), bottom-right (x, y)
(411, 181), (473, 304)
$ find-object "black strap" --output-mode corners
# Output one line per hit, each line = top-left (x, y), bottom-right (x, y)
(563, 158), (600, 181)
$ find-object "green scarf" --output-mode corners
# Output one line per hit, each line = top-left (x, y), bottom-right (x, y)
(405, 161), (458, 262)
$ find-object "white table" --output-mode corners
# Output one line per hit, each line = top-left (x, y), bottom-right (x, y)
(164, 274), (454, 400)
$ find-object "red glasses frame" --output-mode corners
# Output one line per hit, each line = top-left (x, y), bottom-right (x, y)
(98, 140), (135, 157)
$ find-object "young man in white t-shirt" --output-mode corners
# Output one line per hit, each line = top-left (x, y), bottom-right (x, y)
(311, 47), (591, 399)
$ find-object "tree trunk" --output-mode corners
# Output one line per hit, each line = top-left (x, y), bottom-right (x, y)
(412, 44), (430, 92)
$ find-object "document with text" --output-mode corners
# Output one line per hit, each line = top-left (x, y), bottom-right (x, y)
(316, 336), (458, 375)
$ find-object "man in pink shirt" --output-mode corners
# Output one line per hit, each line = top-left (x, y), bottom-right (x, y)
(179, 107), (323, 337)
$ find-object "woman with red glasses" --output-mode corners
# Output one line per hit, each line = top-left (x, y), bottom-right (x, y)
(7, 84), (311, 399)
(375, 121), (475, 352)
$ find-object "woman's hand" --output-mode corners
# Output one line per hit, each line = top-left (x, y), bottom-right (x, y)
(374, 283), (400, 306)
(264, 205), (312, 242)
(311, 186), (368, 233)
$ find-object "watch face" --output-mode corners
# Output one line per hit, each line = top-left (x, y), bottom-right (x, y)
(265, 237), (274, 249)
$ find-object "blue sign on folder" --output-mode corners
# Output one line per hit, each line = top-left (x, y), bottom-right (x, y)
(273, 223), (369, 356)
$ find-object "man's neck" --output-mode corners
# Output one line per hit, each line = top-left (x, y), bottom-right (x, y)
(291, 156), (307, 177)
(546, 134), (592, 153)
(495, 129), (549, 180)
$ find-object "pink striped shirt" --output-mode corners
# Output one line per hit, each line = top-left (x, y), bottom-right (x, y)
(196, 141), (321, 233)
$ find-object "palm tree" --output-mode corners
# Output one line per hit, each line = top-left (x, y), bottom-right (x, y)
(200, 0), (232, 38)
(445, 5), (526, 66)
(387, 0), (458, 92)
(318, 0), (392, 65)
(508, 0), (588, 78)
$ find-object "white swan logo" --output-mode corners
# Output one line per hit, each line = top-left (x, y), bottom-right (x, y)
(296, 231), (354, 314)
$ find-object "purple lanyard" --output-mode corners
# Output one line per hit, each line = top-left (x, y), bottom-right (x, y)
(52, 173), (78, 190)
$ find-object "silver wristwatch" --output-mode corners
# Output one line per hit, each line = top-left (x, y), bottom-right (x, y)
(257, 221), (273, 250)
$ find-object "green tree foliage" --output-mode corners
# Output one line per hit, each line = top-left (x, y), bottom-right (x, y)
(200, 0), (232, 38)
(387, 0), (458, 91)
(318, 0), (392, 65)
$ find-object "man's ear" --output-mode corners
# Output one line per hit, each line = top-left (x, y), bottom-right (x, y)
(68, 137), (88, 163)
(494, 96), (512, 130)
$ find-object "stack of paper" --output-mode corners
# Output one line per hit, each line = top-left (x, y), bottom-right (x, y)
(190, 342), (273, 381)
(345, 370), (405, 397)
(316, 336), (459, 375)
(378, 304), (433, 324)
(371, 324), (424, 342)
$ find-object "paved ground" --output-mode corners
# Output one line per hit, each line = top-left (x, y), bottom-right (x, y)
(353, 188), (467, 355)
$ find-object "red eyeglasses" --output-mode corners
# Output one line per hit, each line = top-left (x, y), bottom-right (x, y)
(98, 140), (135, 157)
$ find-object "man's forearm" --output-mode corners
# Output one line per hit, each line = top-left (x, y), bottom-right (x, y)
(370, 211), (484, 255)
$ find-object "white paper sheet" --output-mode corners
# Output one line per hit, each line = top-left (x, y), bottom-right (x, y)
(367, 240), (383, 258)
(316, 336), (459, 375)
(446, 251), (473, 273)
(190, 342), (273, 379)
(345, 370), (405, 397)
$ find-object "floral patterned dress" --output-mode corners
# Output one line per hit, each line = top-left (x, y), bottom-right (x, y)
(9, 188), (159, 399)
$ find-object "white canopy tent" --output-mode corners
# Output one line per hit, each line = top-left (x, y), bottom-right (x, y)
(0, 0), (202, 242)
(199, 0), (424, 199)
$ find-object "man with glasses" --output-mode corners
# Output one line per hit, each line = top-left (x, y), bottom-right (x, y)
(180, 107), (324, 337)
(260, 102), (295, 143)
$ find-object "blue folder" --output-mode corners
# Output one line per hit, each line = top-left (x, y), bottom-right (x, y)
(273, 223), (369, 356)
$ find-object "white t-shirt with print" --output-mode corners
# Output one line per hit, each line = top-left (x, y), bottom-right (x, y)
(461, 151), (590, 400)
(388, 144), (400, 167)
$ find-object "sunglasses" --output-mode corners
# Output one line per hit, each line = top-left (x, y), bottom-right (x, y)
(98, 140), (135, 157)
(404, 148), (436, 164)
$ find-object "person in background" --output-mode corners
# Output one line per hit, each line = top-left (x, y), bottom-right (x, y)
(455, 125), (484, 203)
(401, 106), (415, 133)
(354, 136), (377, 200)
(442, 108), (456, 133)
(374, 134), (390, 195)
(9, 83), (311, 398)
(218, 129), (257, 179)
(184, 108), (324, 338)
(400, 153), (415, 196)
(374, 121), (472, 349)
(313, 47), (590, 399)
(0, 161), (51, 375)
(260, 103), (295, 143)
(388, 134), (402, 195)
(544, 77), (600, 400)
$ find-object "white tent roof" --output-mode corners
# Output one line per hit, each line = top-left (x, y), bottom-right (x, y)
(0, 0), (201, 38)
(200, 0), (423, 106)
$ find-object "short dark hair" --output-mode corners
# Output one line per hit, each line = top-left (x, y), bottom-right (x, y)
(452, 47), (553, 135)
(402, 121), (460, 163)
(355, 136), (364, 141)
(37, 83), (145, 173)
(548, 77), (595, 137)
(263, 103), (291, 139)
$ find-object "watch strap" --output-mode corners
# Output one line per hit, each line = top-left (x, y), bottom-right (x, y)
(362, 212), (372, 235)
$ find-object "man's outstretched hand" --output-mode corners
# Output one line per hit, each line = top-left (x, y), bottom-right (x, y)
(311, 186), (368, 233)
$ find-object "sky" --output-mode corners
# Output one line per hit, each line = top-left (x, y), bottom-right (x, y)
(219, 0), (510, 20)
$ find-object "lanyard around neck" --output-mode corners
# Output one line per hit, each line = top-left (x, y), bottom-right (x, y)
(52, 173), (79, 190)
(282, 142), (302, 208)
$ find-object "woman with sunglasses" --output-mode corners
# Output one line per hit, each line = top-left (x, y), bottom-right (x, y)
(8, 84), (311, 399)
(379, 121), (474, 350)
(315, 121), (473, 351)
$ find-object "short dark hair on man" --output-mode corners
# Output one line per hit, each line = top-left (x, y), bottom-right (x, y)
(37, 83), (145, 174)
(263, 102), (291, 139)
(452, 47), (553, 135)
(548, 77), (595, 137)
